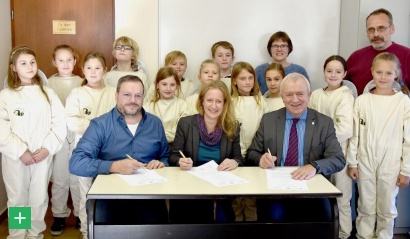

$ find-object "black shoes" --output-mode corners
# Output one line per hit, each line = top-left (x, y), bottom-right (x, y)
(50, 217), (66, 236)
(75, 217), (81, 229)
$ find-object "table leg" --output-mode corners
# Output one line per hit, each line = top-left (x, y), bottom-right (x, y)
(88, 199), (95, 239)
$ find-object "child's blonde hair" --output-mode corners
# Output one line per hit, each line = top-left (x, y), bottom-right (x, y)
(231, 61), (262, 106)
(372, 52), (410, 96)
(164, 51), (187, 66)
(198, 59), (220, 75)
(81, 52), (107, 86)
(152, 66), (181, 102)
(8, 46), (50, 103)
(112, 36), (139, 68)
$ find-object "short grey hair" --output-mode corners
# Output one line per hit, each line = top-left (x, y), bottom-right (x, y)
(280, 73), (311, 95)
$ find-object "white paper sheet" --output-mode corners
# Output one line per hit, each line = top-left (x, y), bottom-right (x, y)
(265, 167), (308, 190)
(187, 160), (247, 187)
(117, 169), (170, 186)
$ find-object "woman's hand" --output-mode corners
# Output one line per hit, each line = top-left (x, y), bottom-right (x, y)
(179, 157), (193, 170)
(217, 158), (238, 171)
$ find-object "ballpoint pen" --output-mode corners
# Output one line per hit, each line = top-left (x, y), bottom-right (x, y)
(179, 150), (187, 159)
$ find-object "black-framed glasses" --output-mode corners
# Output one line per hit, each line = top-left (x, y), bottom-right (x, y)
(114, 45), (133, 51)
(271, 44), (288, 50)
(366, 25), (391, 34)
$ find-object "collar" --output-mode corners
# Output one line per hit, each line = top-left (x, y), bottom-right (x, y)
(111, 64), (140, 72)
(285, 109), (307, 120)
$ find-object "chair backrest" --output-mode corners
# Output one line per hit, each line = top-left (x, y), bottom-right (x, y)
(3, 69), (48, 89)
(342, 80), (358, 98)
(363, 79), (401, 94)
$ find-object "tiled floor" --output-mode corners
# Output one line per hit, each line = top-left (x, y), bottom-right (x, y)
(0, 204), (81, 239)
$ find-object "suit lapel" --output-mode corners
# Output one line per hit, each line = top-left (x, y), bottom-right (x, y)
(303, 109), (315, 163)
(276, 109), (285, 164)
(192, 119), (200, 162)
(220, 134), (227, 159)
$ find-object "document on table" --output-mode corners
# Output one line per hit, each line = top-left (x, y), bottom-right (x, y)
(117, 169), (170, 186)
(188, 160), (247, 187)
(265, 167), (308, 190)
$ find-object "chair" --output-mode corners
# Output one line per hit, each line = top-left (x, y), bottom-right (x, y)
(342, 80), (358, 98)
(3, 69), (48, 89)
(362, 79), (401, 94)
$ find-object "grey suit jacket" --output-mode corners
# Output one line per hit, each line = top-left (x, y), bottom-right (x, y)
(246, 108), (345, 176)
(169, 115), (243, 166)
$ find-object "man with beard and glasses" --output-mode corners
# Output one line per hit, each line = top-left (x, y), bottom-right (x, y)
(69, 75), (169, 225)
(346, 8), (410, 95)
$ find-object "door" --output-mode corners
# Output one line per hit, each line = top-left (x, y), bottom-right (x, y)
(11, 0), (115, 77)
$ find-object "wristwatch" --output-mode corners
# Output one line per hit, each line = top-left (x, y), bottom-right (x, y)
(310, 161), (321, 173)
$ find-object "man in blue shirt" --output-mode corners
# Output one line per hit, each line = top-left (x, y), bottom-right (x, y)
(70, 75), (169, 225)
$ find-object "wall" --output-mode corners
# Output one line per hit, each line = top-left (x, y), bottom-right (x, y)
(115, 0), (159, 86)
(0, 0), (12, 215)
(339, 0), (410, 58)
(159, 0), (341, 91)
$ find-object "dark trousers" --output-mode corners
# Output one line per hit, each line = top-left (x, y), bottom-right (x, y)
(94, 199), (168, 224)
(257, 198), (333, 222)
(169, 199), (235, 223)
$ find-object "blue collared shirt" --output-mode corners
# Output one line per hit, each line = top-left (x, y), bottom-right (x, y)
(69, 107), (170, 177)
(281, 110), (307, 166)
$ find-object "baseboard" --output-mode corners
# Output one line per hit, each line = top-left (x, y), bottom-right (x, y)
(0, 208), (7, 223)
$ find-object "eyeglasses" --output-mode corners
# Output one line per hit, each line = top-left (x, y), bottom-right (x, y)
(114, 45), (133, 51)
(366, 25), (391, 34)
(271, 44), (288, 50)
(121, 93), (143, 101)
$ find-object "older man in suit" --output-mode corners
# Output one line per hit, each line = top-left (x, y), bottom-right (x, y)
(246, 72), (345, 222)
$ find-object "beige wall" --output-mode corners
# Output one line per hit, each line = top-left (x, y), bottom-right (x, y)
(115, 0), (159, 87)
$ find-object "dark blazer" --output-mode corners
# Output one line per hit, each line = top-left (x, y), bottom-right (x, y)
(246, 108), (345, 176)
(169, 115), (243, 166)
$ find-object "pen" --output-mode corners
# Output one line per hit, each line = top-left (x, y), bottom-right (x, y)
(179, 150), (186, 159)
(126, 154), (134, 160)
(268, 148), (272, 155)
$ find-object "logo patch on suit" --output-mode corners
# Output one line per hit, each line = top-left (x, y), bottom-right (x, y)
(13, 108), (24, 116)
(359, 118), (366, 126)
(83, 107), (91, 115)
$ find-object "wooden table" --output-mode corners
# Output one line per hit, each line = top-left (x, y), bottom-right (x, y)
(87, 167), (341, 239)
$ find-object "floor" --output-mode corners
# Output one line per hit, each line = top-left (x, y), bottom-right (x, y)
(0, 203), (81, 239)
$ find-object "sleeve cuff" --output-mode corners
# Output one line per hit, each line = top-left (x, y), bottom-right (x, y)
(98, 160), (114, 175)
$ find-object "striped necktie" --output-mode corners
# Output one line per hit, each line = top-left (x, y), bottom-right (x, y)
(284, 118), (300, 166)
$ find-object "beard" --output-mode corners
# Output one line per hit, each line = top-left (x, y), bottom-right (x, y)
(119, 103), (141, 117)
(370, 36), (387, 50)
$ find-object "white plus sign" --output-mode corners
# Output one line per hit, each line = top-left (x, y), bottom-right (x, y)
(14, 212), (26, 224)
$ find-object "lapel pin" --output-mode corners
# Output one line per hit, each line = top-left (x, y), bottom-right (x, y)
(312, 122), (315, 125)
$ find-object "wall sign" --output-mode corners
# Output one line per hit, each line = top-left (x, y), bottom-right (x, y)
(53, 20), (76, 34)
